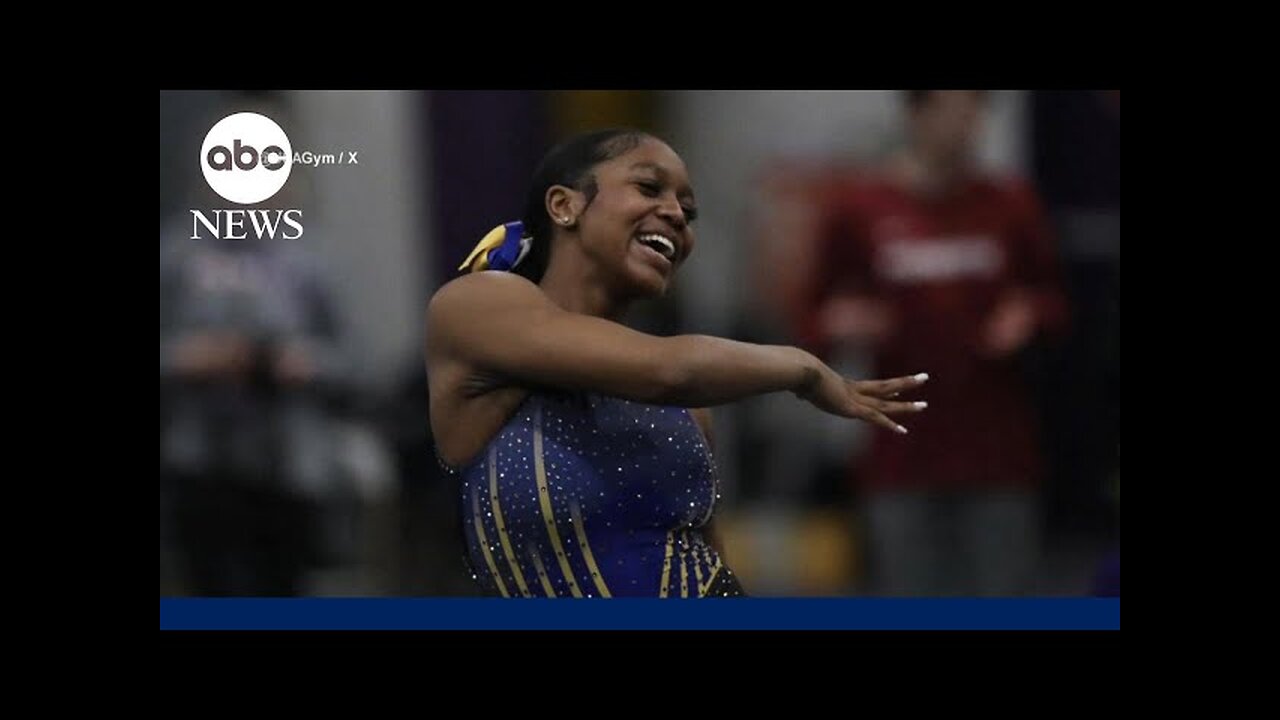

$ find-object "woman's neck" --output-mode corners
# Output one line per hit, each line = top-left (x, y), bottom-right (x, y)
(538, 244), (629, 321)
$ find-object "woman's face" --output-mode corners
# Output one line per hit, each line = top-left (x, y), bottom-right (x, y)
(572, 137), (698, 297)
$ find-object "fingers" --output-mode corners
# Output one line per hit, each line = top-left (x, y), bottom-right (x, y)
(850, 373), (929, 399)
(852, 404), (909, 435)
(845, 376), (929, 435)
(863, 397), (928, 415)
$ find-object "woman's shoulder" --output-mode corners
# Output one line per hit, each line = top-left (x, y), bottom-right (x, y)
(430, 271), (540, 309)
(426, 271), (548, 335)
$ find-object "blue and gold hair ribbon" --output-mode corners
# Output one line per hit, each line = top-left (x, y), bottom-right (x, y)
(458, 221), (532, 273)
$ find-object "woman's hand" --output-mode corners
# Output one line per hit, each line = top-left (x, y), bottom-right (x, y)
(796, 359), (929, 434)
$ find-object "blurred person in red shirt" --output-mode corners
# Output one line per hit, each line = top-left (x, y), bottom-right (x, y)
(802, 90), (1069, 596)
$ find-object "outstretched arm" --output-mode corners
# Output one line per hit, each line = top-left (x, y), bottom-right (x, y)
(428, 272), (927, 432)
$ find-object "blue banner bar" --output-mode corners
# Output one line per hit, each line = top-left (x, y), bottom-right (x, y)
(161, 598), (1119, 630)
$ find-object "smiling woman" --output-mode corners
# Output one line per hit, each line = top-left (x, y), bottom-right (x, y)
(425, 129), (930, 597)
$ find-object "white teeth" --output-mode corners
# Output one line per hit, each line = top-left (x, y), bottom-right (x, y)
(637, 233), (676, 259)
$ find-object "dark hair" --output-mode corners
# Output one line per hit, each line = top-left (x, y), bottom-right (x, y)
(903, 90), (990, 110)
(514, 128), (652, 282)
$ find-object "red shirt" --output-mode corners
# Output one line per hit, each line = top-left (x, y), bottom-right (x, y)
(803, 171), (1069, 492)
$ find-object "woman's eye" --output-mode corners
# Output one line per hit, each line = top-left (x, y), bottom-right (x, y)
(636, 180), (697, 222)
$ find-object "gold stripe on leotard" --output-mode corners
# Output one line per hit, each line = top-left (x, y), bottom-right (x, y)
(687, 530), (704, 596)
(659, 530), (675, 598)
(527, 544), (557, 597)
(533, 400), (583, 597)
(470, 484), (508, 597)
(679, 536), (689, 598)
(489, 445), (531, 597)
(569, 499), (611, 598)
(699, 543), (724, 597)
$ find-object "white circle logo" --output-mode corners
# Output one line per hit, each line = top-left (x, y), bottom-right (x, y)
(200, 112), (293, 204)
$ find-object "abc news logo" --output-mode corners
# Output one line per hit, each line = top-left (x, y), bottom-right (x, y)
(191, 112), (303, 240)
(205, 139), (288, 172)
